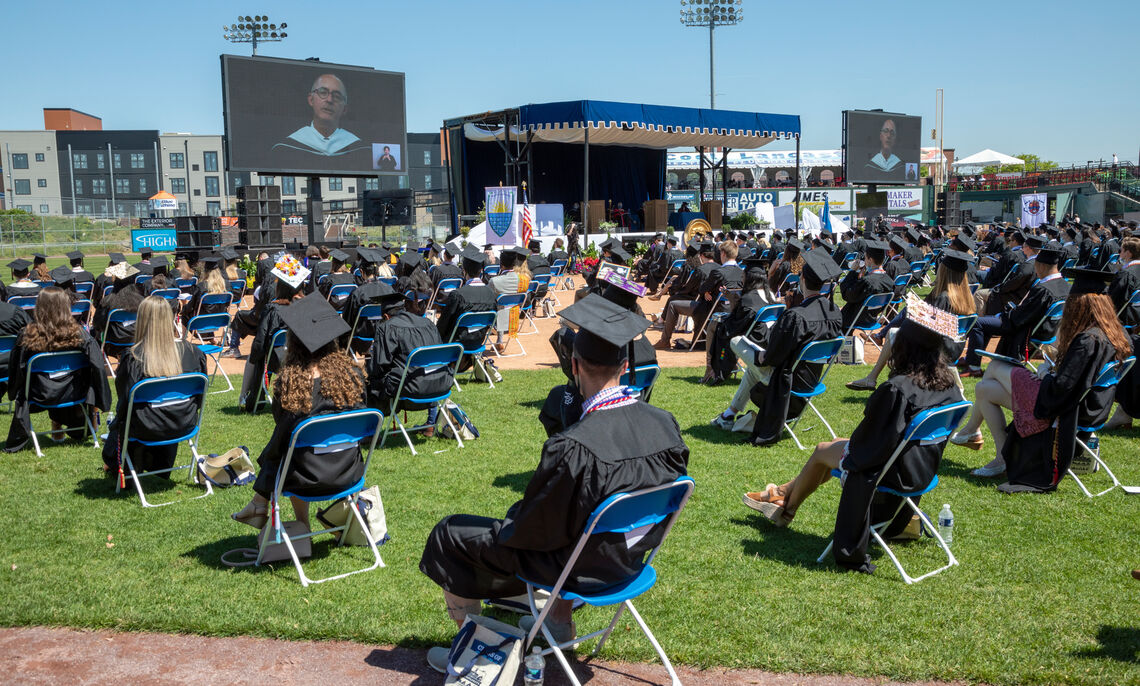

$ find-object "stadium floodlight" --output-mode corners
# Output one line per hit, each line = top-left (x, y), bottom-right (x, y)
(680, 0), (743, 108)
(224, 12), (287, 55)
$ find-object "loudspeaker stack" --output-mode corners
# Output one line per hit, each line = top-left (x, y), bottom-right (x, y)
(238, 185), (283, 248)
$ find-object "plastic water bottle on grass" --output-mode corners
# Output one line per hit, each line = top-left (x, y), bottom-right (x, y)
(523, 646), (545, 685)
(938, 504), (954, 544)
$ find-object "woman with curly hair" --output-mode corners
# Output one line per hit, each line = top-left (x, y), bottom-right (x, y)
(5, 287), (111, 452)
(741, 308), (962, 573)
(950, 269), (1133, 491)
(232, 294), (367, 529)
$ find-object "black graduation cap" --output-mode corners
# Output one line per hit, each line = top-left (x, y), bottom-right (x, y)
(685, 239), (700, 255)
(33, 252), (47, 262)
(959, 225), (976, 238)
(278, 293), (352, 353)
(461, 245), (486, 272)
(864, 239), (889, 260)
(398, 250), (424, 270)
(220, 247), (239, 261)
(785, 239), (805, 254)
(742, 255), (769, 273)
(505, 246), (528, 260)
(150, 255), (169, 270)
(8, 258), (31, 272)
(666, 235), (679, 245)
(802, 250), (841, 283)
(405, 239), (420, 253)
(50, 266), (75, 286)
(815, 236), (836, 253)
(202, 256), (222, 270)
(1024, 234), (1047, 250)
(559, 293), (650, 366)
(889, 236), (908, 254)
(905, 228), (921, 244)
(609, 245), (632, 264)
(109, 252), (126, 264)
(527, 239), (541, 252)
(1063, 268), (1114, 296)
(599, 237), (620, 252)
(939, 249), (974, 273)
(951, 233), (976, 253)
(140, 247), (153, 258)
(67, 250), (84, 262)
(1035, 245), (1064, 265)
(330, 248), (350, 263)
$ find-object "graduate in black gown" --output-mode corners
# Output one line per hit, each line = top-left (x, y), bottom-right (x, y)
(435, 247), (498, 367)
(5, 288), (111, 452)
(183, 257), (230, 323)
(953, 270), (1133, 491)
(92, 265), (145, 358)
(742, 308), (962, 573)
(704, 256), (775, 385)
(239, 257), (309, 412)
(317, 248), (359, 303)
(101, 296), (208, 477)
(230, 294), (367, 530)
(418, 297), (689, 672)
(839, 239), (894, 331)
(6, 259), (42, 300)
(365, 288), (450, 420)
(1105, 237), (1140, 427)
(0, 299), (30, 396)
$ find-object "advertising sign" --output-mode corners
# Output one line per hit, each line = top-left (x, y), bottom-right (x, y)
(131, 228), (177, 252)
(139, 217), (176, 229)
(885, 188), (924, 212)
(777, 189), (858, 213)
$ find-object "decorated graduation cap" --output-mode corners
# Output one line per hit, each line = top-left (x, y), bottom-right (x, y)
(50, 265), (75, 286)
(801, 250), (842, 284)
(109, 252), (127, 264)
(898, 293), (960, 349)
(864, 238), (889, 260)
(105, 261), (139, 283)
(271, 252), (311, 290)
(67, 250), (84, 263)
(939, 249), (974, 273)
(559, 293), (650, 366)
(1063, 268), (1114, 296)
(7, 258), (31, 273)
(278, 293), (351, 353)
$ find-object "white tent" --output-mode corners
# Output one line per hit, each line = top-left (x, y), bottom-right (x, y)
(953, 149), (1024, 167)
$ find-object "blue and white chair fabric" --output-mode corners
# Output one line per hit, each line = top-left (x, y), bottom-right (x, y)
(1069, 357), (1138, 497)
(326, 283), (357, 312)
(251, 329), (289, 414)
(784, 337), (845, 450)
(347, 303), (385, 362)
(1026, 300), (1065, 370)
(100, 308), (138, 378)
(380, 343), (464, 455)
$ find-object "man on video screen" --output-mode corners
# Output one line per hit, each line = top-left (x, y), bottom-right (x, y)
(866, 118), (901, 173)
(274, 74), (364, 156)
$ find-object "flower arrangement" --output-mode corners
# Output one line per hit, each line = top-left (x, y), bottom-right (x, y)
(580, 256), (600, 271)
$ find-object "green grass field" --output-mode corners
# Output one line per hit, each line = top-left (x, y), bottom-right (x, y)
(1, 365), (1139, 685)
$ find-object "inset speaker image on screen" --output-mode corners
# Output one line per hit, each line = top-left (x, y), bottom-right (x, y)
(844, 110), (922, 186)
(221, 54), (407, 176)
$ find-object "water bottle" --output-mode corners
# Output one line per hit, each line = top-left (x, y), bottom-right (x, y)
(937, 504), (954, 544)
(523, 646), (545, 685)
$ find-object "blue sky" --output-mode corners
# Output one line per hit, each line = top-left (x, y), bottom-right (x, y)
(3, 0), (1136, 165)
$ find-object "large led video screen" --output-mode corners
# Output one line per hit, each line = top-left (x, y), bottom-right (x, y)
(221, 55), (406, 176)
(844, 110), (921, 185)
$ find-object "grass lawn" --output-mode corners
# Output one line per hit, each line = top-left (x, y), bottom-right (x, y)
(1, 365), (1139, 685)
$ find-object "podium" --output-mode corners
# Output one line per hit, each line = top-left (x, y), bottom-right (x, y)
(642, 199), (667, 231)
(700, 200), (723, 230)
(587, 200), (607, 231)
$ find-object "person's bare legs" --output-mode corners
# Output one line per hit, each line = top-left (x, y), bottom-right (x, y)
(958, 361), (1014, 471)
(761, 439), (848, 525)
(290, 497), (310, 529)
(850, 331), (893, 388)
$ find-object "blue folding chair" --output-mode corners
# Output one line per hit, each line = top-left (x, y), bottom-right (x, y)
(100, 308), (138, 378)
(1068, 357), (1138, 497)
(446, 310), (497, 390)
(377, 276), (398, 287)
(23, 350), (101, 458)
(532, 272), (556, 307)
(843, 292), (893, 353)
(957, 313), (978, 339)
(135, 274), (152, 287)
(493, 293), (527, 357)
(33, 280), (54, 289)
(817, 401), (972, 584)
(1026, 300), (1065, 370)
(102, 284), (115, 300)
(326, 283), (357, 312)
(518, 281), (541, 334)
(251, 328), (289, 414)
(228, 279), (247, 305)
(519, 476), (695, 686)
(192, 292), (234, 319)
(483, 264), (501, 280)
(776, 273), (799, 294)
(175, 277), (198, 295)
(1116, 289), (1140, 330)
(151, 288), (181, 301)
(784, 337), (845, 450)
(8, 295), (37, 311)
(885, 274), (913, 319)
(114, 373), (212, 507)
(316, 273), (330, 287)
(621, 364), (661, 403)
(74, 281), (95, 298)
(0, 335), (17, 385)
(70, 299), (93, 330)
(347, 303), (385, 362)
(550, 259), (573, 291)
(427, 277), (462, 311)
(379, 343), (464, 455)
(186, 312), (234, 394)
(253, 408), (386, 586)
(743, 303), (785, 340)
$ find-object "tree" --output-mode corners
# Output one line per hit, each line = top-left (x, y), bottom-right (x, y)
(982, 153), (1058, 175)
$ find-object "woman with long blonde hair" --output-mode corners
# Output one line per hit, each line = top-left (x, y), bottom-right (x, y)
(5, 287), (111, 452)
(232, 295), (365, 529)
(100, 296), (207, 476)
(185, 258), (231, 322)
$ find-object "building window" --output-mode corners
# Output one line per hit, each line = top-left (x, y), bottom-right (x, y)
(282, 176), (295, 195)
(96, 153), (105, 169)
(16, 205), (32, 212)
(205, 176), (220, 197)
(113, 153), (122, 169)
(74, 179), (84, 195)
(169, 152), (184, 169)
(73, 153), (88, 169)
(206, 201), (221, 217)
(114, 178), (130, 194)
(130, 153), (145, 169)
(35, 153), (45, 162)
(138, 178), (148, 194)
(423, 150), (432, 165)
(92, 178), (107, 195)
(363, 178), (379, 191)
(328, 177), (343, 191)
(424, 174), (432, 189)
(39, 204), (49, 214)
(283, 199), (297, 214)
(11, 154), (28, 169)
(37, 178), (47, 188)
(178, 202), (187, 214)
(76, 202), (92, 214)
(260, 175), (275, 186)
(194, 189), (201, 196)
(14, 179), (31, 195)
(170, 177), (186, 193)
(203, 151), (218, 172)
(330, 200), (344, 211)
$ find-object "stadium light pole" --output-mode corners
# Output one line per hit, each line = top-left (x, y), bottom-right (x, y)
(680, 0), (743, 109)
(223, 15), (287, 56)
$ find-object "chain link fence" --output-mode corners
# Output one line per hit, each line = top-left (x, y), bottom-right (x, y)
(0, 213), (134, 258)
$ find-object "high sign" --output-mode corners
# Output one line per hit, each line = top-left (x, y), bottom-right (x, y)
(131, 228), (177, 252)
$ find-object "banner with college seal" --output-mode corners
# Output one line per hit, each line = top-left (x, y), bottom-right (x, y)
(485, 186), (518, 245)
(1020, 192), (1047, 229)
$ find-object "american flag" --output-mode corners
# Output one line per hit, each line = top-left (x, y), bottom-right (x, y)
(520, 183), (532, 245)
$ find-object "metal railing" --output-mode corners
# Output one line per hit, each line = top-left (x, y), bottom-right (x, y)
(0, 213), (133, 258)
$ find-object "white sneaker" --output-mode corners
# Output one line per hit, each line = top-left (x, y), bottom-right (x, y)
(972, 462), (1006, 477)
(426, 646), (450, 674)
(710, 413), (735, 430)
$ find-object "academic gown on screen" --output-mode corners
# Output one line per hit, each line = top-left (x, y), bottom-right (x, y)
(366, 309), (450, 411)
(840, 269), (893, 330)
(419, 401), (689, 599)
(5, 332), (111, 452)
(832, 375), (961, 572)
(253, 376), (367, 498)
(100, 343), (207, 474)
(748, 295), (844, 444)
(1001, 329), (1117, 493)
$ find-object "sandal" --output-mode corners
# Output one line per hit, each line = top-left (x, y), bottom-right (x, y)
(845, 378), (877, 391)
(742, 485), (785, 511)
(231, 502), (268, 530)
(950, 430), (985, 450)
